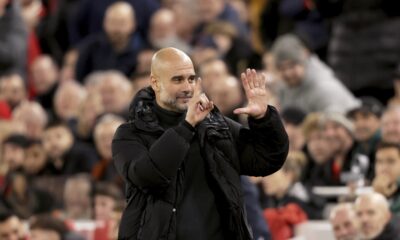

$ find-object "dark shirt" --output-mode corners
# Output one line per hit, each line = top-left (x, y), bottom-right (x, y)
(75, 32), (146, 82)
(153, 103), (225, 240)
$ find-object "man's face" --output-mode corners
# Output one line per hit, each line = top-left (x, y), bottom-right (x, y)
(356, 198), (390, 239)
(95, 195), (116, 221)
(324, 121), (353, 153)
(382, 110), (400, 144)
(154, 60), (196, 112)
(95, 123), (120, 160)
(375, 147), (400, 183)
(24, 144), (47, 175)
(331, 209), (361, 240)
(0, 216), (24, 240)
(104, 7), (135, 46)
(31, 57), (58, 94)
(198, 0), (224, 22)
(284, 123), (305, 151)
(42, 126), (73, 159)
(351, 111), (380, 142)
(2, 143), (25, 171)
(0, 74), (26, 109)
(307, 130), (332, 164)
(100, 78), (130, 114)
(276, 60), (305, 87)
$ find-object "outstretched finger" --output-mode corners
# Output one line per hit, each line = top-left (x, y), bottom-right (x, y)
(194, 77), (203, 97)
(247, 69), (255, 89)
(241, 72), (250, 93)
(252, 69), (260, 88)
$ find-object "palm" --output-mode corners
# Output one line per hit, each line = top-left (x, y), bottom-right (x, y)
(234, 69), (268, 119)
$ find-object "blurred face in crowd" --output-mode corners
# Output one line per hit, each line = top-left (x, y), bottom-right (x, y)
(42, 125), (74, 159)
(375, 147), (400, 184)
(24, 143), (47, 175)
(64, 178), (92, 219)
(99, 74), (132, 114)
(355, 194), (391, 240)
(151, 48), (196, 112)
(31, 229), (61, 240)
(95, 195), (116, 221)
(381, 109), (400, 144)
(94, 120), (123, 160)
(54, 82), (86, 121)
(12, 102), (47, 139)
(284, 123), (305, 152)
(276, 60), (305, 87)
(199, 59), (229, 93)
(0, 216), (24, 240)
(207, 76), (242, 115)
(31, 55), (59, 94)
(2, 143), (25, 171)
(198, 0), (224, 22)
(330, 204), (361, 240)
(324, 121), (353, 154)
(261, 169), (292, 198)
(0, 74), (27, 109)
(149, 9), (176, 49)
(307, 129), (332, 164)
(103, 2), (135, 48)
(350, 111), (380, 142)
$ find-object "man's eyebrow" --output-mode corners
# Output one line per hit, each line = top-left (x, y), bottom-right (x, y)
(171, 74), (197, 80)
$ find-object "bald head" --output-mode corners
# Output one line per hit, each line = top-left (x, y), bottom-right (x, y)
(150, 48), (196, 112)
(330, 203), (361, 240)
(151, 47), (193, 77)
(355, 192), (391, 239)
(104, 2), (136, 48)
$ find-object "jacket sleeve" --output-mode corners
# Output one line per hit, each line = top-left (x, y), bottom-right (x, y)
(112, 121), (195, 192)
(227, 105), (289, 176)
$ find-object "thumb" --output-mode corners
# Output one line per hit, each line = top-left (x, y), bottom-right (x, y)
(233, 107), (250, 115)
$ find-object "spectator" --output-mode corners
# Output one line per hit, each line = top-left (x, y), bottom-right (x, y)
(63, 174), (93, 220)
(0, 0), (27, 77)
(23, 139), (47, 177)
(323, 113), (370, 185)
(76, 92), (104, 144)
(329, 203), (362, 240)
(148, 8), (191, 53)
(206, 75), (244, 122)
(271, 34), (359, 114)
(261, 151), (325, 220)
(12, 101), (48, 139)
(92, 114), (124, 185)
(373, 142), (400, 215)
(381, 106), (400, 144)
(199, 58), (230, 94)
(54, 81), (87, 125)
(1, 134), (30, 173)
(0, 211), (27, 240)
(98, 71), (132, 118)
(30, 215), (68, 240)
(300, 113), (334, 185)
(0, 73), (27, 110)
(135, 49), (155, 74)
(355, 192), (399, 240)
(347, 97), (383, 178)
(93, 182), (123, 221)
(131, 71), (150, 96)
(31, 55), (60, 116)
(41, 121), (97, 175)
(75, 2), (147, 82)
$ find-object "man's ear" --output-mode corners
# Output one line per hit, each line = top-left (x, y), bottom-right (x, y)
(150, 75), (160, 92)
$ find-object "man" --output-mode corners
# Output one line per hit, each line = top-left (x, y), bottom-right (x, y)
(329, 203), (362, 240)
(112, 47), (289, 239)
(355, 192), (399, 240)
(347, 97), (383, 177)
(0, 211), (26, 240)
(75, 2), (147, 82)
(271, 34), (359, 114)
(12, 101), (48, 139)
(0, 73), (27, 110)
(373, 142), (400, 215)
(381, 107), (400, 144)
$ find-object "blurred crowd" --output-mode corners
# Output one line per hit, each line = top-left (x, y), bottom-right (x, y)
(1, 0), (400, 239)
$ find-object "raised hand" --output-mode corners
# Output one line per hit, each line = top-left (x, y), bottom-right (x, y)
(185, 78), (214, 127)
(234, 69), (268, 119)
